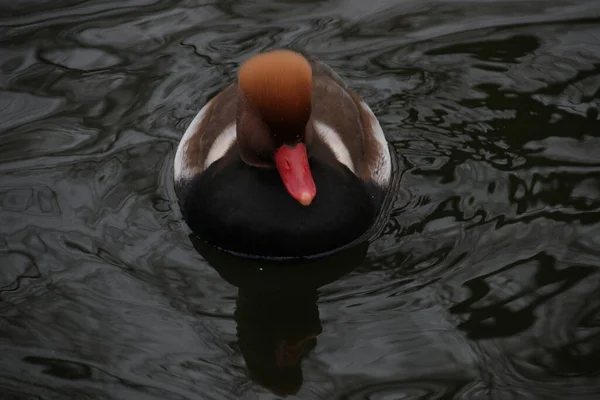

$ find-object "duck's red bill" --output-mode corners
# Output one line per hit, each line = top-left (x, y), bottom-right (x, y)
(274, 143), (316, 206)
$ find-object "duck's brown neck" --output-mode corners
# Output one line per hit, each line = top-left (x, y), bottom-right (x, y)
(236, 88), (316, 206)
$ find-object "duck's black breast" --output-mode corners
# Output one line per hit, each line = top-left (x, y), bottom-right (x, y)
(176, 156), (381, 258)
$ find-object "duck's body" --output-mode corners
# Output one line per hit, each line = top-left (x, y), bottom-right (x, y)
(174, 50), (392, 258)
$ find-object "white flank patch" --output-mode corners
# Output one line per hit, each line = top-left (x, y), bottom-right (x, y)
(204, 123), (237, 169)
(360, 101), (391, 187)
(313, 120), (355, 173)
(174, 99), (214, 181)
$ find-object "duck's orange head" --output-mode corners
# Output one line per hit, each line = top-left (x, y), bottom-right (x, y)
(236, 50), (316, 206)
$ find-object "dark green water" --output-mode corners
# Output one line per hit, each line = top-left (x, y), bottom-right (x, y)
(2, 0), (600, 399)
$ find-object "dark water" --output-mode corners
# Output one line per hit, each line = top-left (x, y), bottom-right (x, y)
(2, 0), (600, 398)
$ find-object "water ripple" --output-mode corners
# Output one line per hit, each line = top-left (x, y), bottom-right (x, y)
(2, 0), (600, 399)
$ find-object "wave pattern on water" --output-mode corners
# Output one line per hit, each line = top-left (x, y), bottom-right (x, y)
(1, 0), (600, 399)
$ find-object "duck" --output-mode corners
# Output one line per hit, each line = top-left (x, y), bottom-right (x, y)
(173, 49), (393, 259)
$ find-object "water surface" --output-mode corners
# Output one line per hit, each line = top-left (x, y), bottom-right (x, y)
(1, 0), (600, 399)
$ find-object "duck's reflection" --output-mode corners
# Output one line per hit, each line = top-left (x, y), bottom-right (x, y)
(190, 235), (369, 396)
(235, 288), (321, 396)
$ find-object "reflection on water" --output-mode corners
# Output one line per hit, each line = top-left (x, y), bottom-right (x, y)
(1, 0), (600, 399)
(236, 289), (321, 397)
(193, 236), (368, 396)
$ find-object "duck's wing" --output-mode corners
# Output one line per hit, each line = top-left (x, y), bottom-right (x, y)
(308, 57), (392, 188)
(174, 85), (238, 186)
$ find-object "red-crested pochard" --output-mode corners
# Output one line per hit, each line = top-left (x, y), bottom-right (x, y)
(174, 50), (392, 258)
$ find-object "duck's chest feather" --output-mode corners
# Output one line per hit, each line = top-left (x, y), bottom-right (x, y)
(176, 154), (381, 258)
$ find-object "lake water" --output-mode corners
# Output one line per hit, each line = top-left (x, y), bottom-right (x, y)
(2, 0), (600, 399)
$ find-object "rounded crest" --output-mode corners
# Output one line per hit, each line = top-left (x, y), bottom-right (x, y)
(238, 50), (313, 131)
